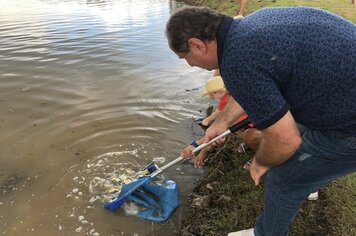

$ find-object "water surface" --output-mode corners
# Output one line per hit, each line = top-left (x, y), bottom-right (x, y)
(0, 0), (212, 235)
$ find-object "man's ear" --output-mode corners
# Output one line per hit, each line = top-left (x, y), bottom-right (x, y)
(187, 38), (207, 54)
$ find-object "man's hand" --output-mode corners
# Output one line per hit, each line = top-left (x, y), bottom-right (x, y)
(245, 158), (269, 185)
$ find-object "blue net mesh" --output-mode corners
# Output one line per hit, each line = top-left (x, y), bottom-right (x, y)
(128, 179), (180, 222)
(104, 176), (180, 222)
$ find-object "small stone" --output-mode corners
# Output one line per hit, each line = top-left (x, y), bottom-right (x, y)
(216, 195), (231, 207)
(206, 183), (214, 191)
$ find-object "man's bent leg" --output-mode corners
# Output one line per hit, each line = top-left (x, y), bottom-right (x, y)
(254, 127), (356, 236)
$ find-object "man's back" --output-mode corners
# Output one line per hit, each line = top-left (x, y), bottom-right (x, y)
(221, 7), (356, 134)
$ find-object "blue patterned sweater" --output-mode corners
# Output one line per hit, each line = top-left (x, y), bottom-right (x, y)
(217, 7), (356, 135)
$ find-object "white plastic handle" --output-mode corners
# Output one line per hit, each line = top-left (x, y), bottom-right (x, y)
(151, 129), (231, 177)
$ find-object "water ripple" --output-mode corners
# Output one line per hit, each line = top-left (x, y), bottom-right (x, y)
(0, 0), (205, 235)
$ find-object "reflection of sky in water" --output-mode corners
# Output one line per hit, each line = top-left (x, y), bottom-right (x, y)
(0, 0), (170, 50)
(0, 0), (209, 89)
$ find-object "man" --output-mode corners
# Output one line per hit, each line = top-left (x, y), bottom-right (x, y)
(166, 6), (356, 236)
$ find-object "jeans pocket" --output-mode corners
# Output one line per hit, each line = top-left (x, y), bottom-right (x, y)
(310, 131), (356, 157)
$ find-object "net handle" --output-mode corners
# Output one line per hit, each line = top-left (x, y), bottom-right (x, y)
(151, 118), (250, 177)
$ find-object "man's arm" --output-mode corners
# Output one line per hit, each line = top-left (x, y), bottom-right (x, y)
(254, 110), (301, 167)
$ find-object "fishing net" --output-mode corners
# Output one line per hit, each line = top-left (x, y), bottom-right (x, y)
(86, 154), (180, 222)
(124, 178), (180, 222)
(103, 176), (180, 222)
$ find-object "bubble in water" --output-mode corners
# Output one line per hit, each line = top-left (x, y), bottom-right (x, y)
(153, 156), (166, 164)
(84, 151), (150, 206)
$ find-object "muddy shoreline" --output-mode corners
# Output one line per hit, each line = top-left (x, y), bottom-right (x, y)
(177, 133), (355, 236)
(179, 133), (262, 235)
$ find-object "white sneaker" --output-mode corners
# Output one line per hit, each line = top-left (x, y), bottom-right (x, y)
(308, 191), (319, 201)
(233, 15), (244, 19)
(228, 228), (254, 236)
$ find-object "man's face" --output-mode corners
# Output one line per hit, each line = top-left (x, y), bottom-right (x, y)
(176, 50), (214, 71)
(171, 38), (218, 71)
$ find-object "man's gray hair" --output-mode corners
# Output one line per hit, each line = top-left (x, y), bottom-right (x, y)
(166, 6), (224, 53)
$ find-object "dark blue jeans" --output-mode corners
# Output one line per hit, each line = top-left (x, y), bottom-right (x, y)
(254, 125), (356, 236)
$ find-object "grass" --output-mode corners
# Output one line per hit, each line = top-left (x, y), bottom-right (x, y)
(184, 0), (356, 22)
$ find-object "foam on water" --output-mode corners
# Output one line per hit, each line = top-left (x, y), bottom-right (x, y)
(53, 144), (163, 234)
(80, 149), (143, 203)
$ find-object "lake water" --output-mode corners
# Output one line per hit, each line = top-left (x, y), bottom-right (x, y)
(0, 0), (213, 235)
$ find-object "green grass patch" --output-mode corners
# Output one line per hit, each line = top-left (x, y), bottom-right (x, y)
(184, 0), (356, 22)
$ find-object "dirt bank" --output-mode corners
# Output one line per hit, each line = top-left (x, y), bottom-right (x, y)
(177, 132), (355, 235)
